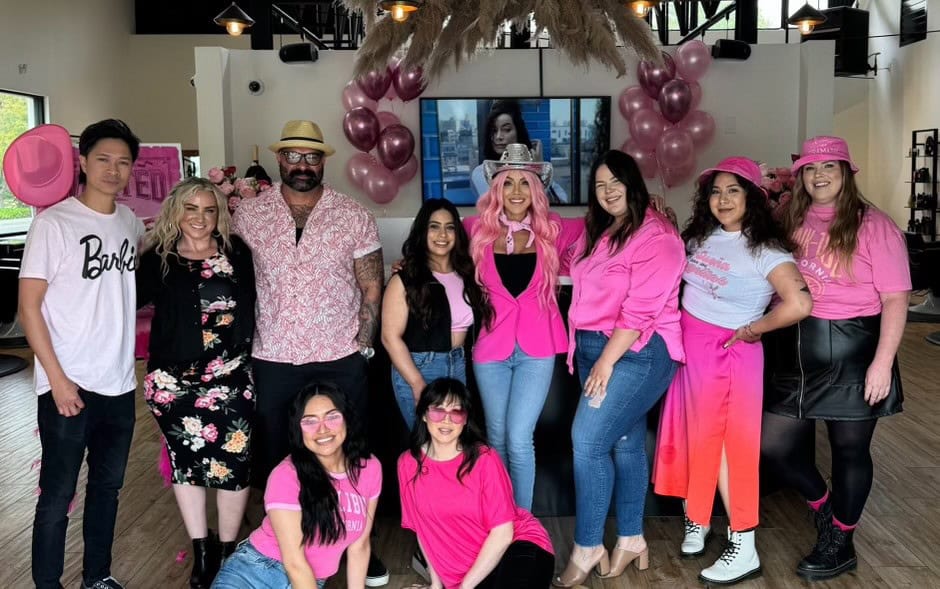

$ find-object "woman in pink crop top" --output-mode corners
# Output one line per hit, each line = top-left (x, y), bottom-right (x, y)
(761, 136), (910, 581)
(213, 382), (381, 589)
(466, 144), (584, 512)
(398, 378), (554, 589)
(383, 198), (491, 432)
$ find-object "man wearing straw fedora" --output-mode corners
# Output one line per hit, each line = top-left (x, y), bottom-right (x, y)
(232, 120), (389, 585)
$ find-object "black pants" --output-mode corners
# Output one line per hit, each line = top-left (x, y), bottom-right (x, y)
(32, 389), (136, 589)
(250, 353), (368, 488)
(476, 541), (555, 589)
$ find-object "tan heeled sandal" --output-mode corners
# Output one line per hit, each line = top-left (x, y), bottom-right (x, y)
(596, 546), (649, 578)
(552, 549), (611, 587)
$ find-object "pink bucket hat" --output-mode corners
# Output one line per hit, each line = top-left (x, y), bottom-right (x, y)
(791, 135), (859, 174)
(698, 156), (767, 195)
(2, 124), (75, 207)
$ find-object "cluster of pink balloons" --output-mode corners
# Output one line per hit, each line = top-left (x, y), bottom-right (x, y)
(619, 40), (717, 187)
(342, 62), (427, 204)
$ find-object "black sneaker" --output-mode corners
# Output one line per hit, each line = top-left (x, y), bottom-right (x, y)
(82, 577), (125, 589)
(366, 553), (390, 587)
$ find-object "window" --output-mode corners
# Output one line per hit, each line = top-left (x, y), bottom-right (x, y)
(0, 90), (46, 233)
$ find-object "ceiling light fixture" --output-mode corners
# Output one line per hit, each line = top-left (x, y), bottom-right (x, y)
(625, 0), (661, 19)
(788, 3), (827, 35)
(213, 2), (255, 36)
(379, 0), (421, 23)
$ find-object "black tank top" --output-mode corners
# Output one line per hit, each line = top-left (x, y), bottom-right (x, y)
(494, 253), (536, 297)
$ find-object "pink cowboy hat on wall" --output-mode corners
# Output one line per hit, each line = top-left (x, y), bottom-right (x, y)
(2, 124), (75, 208)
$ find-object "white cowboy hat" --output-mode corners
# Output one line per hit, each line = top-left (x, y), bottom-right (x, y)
(482, 143), (553, 187)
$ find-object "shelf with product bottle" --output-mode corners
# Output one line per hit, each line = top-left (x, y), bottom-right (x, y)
(907, 129), (938, 240)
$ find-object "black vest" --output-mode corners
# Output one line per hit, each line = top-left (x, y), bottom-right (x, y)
(399, 273), (454, 353)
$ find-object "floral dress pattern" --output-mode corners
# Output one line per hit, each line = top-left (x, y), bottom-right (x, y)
(144, 252), (254, 490)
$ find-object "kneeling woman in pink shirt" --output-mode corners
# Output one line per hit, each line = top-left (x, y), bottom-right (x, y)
(398, 378), (554, 589)
(213, 383), (381, 589)
(554, 150), (686, 587)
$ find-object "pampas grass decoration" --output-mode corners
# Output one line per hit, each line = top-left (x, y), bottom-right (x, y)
(340, 0), (661, 79)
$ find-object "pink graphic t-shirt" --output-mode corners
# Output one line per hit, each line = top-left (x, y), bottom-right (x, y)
(249, 456), (382, 580)
(793, 204), (910, 319)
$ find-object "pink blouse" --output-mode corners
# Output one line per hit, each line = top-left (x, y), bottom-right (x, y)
(567, 209), (686, 371)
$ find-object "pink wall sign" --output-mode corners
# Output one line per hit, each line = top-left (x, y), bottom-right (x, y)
(69, 144), (182, 220)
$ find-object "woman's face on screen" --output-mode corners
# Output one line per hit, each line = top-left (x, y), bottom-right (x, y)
(491, 114), (518, 156)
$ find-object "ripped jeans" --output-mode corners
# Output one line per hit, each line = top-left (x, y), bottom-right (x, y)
(571, 330), (676, 546)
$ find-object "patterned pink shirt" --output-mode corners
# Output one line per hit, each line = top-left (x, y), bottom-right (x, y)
(233, 183), (381, 363)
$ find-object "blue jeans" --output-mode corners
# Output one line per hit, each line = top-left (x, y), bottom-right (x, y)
(572, 331), (676, 546)
(473, 345), (556, 510)
(32, 389), (136, 589)
(391, 347), (466, 430)
(212, 541), (326, 588)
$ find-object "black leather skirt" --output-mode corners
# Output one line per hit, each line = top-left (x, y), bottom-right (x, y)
(763, 315), (903, 420)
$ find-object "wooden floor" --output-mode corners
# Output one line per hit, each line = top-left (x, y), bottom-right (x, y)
(2, 321), (940, 588)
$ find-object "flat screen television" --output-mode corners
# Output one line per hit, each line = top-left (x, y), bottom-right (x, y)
(419, 97), (611, 206)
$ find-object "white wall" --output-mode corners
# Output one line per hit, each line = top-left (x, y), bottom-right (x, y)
(857, 0), (940, 228)
(0, 0), (132, 130)
(0, 0), (248, 150)
(197, 43), (836, 224)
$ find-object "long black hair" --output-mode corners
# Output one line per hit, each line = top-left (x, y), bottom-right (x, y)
(400, 198), (492, 329)
(482, 100), (532, 161)
(582, 150), (650, 260)
(682, 171), (795, 254)
(288, 382), (370, 546)
(409, 378), (488, 484)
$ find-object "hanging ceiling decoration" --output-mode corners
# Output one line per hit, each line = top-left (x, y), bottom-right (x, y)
(340, 0), (661, 79)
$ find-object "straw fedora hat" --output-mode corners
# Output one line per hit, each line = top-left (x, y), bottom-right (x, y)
(482, 143), (553, 187)
(269, 120), (336, 156)
(1, 124), (75, 207)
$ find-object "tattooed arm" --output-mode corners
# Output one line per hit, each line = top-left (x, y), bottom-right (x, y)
(354, 249), (384, 348)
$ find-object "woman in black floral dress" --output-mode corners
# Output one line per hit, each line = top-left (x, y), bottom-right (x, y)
(137, 177), (255, 589)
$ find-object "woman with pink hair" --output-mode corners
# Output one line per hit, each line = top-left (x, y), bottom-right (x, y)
(465, 144), (583, 511)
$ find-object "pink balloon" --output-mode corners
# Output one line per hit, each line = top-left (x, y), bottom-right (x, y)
(656, 128), (695, 170)
(678, 110), (716, 148)
(376, 111), (401, 131)
(618, 86), (653, 121)
(363, 161), (399, 204)
(661, 161), (696, 188)
(342, 80), (378, 112)
(676, 40), (713, 82)
(637, 52), (676, 99)
(393, 155), (418, 184)
(346, 152), (378, 188)
(343, 106), (381, 152)
(357, 68), (393, 101)
(688, 81), (703, 110)
(658, 79), (693, 124)
(376, 124), (415, 170)
(620, 139), (658, 180)
(629, 108), (667, 151)
(392, 65), (428, 102)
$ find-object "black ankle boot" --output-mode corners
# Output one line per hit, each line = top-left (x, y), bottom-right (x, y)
(797, 526), (857, 581)
(190, 536), (221, 589)
(220, 540), (237, 560)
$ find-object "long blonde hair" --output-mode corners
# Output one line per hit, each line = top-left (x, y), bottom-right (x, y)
(146, 177), (233, 276)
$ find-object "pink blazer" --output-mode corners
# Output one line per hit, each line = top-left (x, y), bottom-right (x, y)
(465, 214), (584, 363)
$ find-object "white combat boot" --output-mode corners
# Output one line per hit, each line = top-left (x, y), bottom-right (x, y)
(699, 528), (761, 585)
(681, 515), (712, 557)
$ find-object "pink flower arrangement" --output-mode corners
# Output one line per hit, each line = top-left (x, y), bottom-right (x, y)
(207, 166), (271, 212)
(760, 164), (795, 211)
